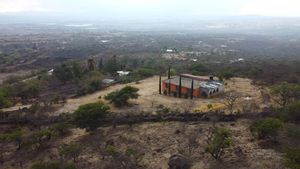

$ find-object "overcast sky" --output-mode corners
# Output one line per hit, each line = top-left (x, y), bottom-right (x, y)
(1, 0), (300, 18)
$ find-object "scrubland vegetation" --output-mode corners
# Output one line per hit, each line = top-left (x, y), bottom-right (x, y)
(0, 27), (300, 169)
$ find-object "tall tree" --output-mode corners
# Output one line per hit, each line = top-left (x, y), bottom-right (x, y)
(87, 58), (95, 71)
(98, 58), (103, 70)
(72, 61), (82, 78)
(159, 75), (162, 95)
(190, 79), (194, 99)
(179, 76), (182, 98)
(104, 55), (119, 76)
(54, 64), (73, 84)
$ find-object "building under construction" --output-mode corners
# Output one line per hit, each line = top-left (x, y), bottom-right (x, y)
(162, 74), (224, 98)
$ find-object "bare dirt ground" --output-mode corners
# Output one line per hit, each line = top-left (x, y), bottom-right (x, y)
(53, 76), (264, 115)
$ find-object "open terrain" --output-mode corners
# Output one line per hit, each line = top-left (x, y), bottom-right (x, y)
(53, 76), (263, 115)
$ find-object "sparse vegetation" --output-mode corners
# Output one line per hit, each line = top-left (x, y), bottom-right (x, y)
(205, 127), (232, 160)
(31, 161), (77, 169)
(1, 19), (300, 169)
(59, 144), (82, 162)
(251, 118), (283, 141)
(284, 148), (300, 169)
(270, 82), (300, 108)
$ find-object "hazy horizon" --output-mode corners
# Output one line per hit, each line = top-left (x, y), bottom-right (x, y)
(1, 0), (300, 21)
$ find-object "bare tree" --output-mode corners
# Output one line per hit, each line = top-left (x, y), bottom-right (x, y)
(180, 100), (195, 113)
(177, 125), (200, 159)
(223, 91), (240, 114)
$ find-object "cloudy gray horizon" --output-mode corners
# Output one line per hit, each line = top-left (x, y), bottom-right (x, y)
(1, 0), (300, 19)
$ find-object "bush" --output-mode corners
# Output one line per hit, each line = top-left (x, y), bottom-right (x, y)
(0, 92), (12, 108)
(76, 72), (103, 96)
(17, 79), (42, 99)
(221, 70), (235, 79)
(270, 82), (300, 107)
(105, 86), (139, 107)
(31, 161), (77, 169)
(133, 68), (155, 77)
(284, 148), (300, 169)
(72, 102), (110, 131)
(189, 63), (210, 75)
(59, 144), (82, 162)
(54, 64), (74, 83)
(51, 122), (71, 136)
(30, 128), (52, 149)
(282, 101), (300, 122)
(285, 125), (300, 140)
(3, 128), (24, 150)
(205, 128), (232, 160)
(251, 118), (283, 140)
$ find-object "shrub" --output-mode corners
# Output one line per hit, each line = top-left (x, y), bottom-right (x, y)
(30, 128), (52, 149)
(76, 71), (103, 96)
(282, 101), (300, 122)
(72, 102), (110, 131)
(59, 144), (82, 162)
(284, 148), (300, 169)
(54, 64), (74, 83)
(105, 86), (139, 107)
(270, 82), (300, 107)
(189, 63), (210, 75)
(17, 79), (42, 99)
(205, 128), (232, 160)
(285, 125), (300, 140)
(134, 68), (155, 77)
(220, 70), (234, 79)
(3, 128), (24, 150)
(31, 161), (77, 169)
(51, 122), (71, 136)
(251, 118), (283, 140)
(0, 92), (12, 108)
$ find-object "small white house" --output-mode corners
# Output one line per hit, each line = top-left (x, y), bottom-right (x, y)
(117, 71), (130, 76)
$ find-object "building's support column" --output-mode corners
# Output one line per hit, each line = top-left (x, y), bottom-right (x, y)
(190, 79), (194, 99)
(168, 66), (171, 79)
(159, 75), (162, 95)
(168, 79), (171, 96)
(179, 75), (182, 98)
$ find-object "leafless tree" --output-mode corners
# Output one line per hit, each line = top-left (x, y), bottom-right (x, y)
(223, 91), (240, 114)
(180, 100), (195, 113)
(178, 126), (200, 159)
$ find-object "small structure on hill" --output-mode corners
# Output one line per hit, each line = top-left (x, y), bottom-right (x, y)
(162, 74), (224, 98)
(116, 71), (130, 76)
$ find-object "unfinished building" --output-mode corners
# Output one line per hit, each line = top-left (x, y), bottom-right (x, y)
(162, 74), (224, 98)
